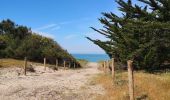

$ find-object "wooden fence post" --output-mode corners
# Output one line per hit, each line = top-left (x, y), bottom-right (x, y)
(56, 59), (58, 70)
(104, 61), (106, 74)
(64, 60), (66, 69)
(69, 62), (71, 68)
(103, 62), (105, 73)
(74, 62), (76, 69)
(44, 58), (46, 71)
(107, 60), (109, 73)
(112, 58), (115, 80)
(101, 63), (104, 70)
(24, 57), (27, 75)
(127, 60), (134, 100)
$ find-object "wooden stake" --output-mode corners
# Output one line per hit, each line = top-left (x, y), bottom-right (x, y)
(107, 60), (109, 73)
(103, 62), (105, 72)
(69, 62), (71, 68)
(56, 59), (58, 70)
(101, 63), (104, 70)
(44, 58), (46, 71)
(104, 61), (106, 74)
(127, 60), (134, 100)
(111, 58), (115, 80)
(74, 62), (76, 69)
(24, 57), (27, 75)
(64, 60), (66, 69)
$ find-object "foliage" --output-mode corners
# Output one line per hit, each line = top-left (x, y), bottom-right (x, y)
(0, 19), (80, 67)
(87, 0), (170, 71)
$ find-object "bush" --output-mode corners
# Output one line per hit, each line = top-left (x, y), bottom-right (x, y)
(0, 19), (80, 67)
(26, 64), (35, 72)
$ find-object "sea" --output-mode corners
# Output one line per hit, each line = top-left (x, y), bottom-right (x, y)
(72, 54), (110, 62)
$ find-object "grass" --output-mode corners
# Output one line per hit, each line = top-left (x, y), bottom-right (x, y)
(0, 58), (53, 68)
(77, 59), (88, 67)
(93, 71), (170, 100)
(0, 58), (87, 69)
(0, 58), (29, 68)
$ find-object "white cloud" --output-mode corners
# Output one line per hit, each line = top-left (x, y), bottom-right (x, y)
(34, 24), (60, 31)
(32, 24), (61, 39)
(34, 24), (57, 31)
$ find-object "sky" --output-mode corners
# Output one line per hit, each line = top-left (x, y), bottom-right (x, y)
(0, 0), (121, 54)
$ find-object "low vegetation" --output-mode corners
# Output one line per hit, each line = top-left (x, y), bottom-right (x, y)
(93, 72), (170, 100)
(0, 58), (42, 68)
(0, 19), (80, 67)
(77, 59), (88, 67)
(26, 64), (36, 72)
(0, 58), (59, 68)
(0, 58), (82, 70)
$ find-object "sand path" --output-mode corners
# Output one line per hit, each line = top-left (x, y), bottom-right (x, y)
(0, 62), (104, 100)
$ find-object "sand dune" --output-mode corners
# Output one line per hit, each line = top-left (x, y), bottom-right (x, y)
(0, 62), (104, 100)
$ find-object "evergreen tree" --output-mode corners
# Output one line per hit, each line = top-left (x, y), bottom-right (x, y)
(87, 0), (170, 71)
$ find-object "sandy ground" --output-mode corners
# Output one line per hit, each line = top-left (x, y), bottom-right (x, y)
(0, 62), (104, 100)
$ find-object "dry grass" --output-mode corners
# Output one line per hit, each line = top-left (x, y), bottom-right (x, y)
(97, 61), (105, 71)
(0, 58), (27, 68)
(134, 72), (170, 100)
(0, 58), (52, 68)
(93, 71), (170, 100)
(77, 59), (88, 67)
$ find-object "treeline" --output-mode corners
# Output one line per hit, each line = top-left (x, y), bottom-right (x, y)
(0, 19), (80, 67)
(87, 0), (170, 71)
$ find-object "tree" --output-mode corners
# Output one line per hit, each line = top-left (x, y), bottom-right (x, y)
(87, 0), (170, 71)
(0, 19), (80, 67)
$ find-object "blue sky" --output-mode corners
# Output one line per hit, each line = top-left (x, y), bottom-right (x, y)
(0, 0), (121, 54)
